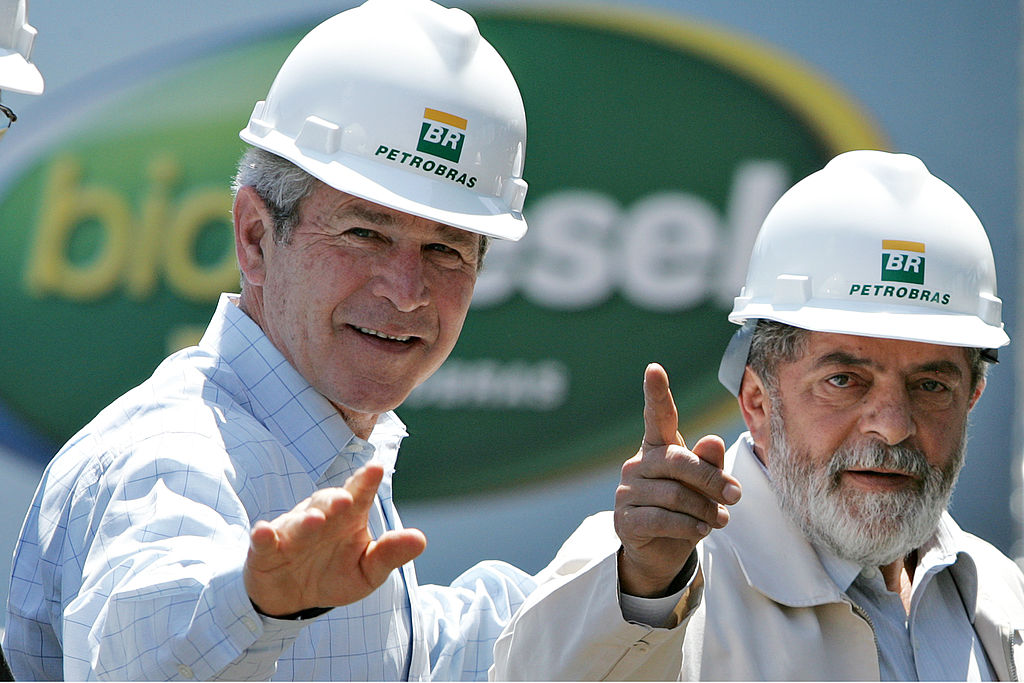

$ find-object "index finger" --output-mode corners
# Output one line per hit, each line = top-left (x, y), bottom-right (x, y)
(642, 363), (683, 448)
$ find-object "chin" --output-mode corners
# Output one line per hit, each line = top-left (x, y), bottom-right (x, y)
(331, 388), (415, 417)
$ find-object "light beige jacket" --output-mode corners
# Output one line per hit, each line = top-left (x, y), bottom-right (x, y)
(492, 435), (1024, 681)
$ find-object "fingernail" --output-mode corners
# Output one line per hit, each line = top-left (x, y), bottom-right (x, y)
(716, 505), (730, 527)
(696, 521), (711, 536)
(723, 482), (741, 504)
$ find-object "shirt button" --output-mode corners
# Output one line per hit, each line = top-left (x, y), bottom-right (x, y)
(177, 664), (195, 679)
(242, 615), (259, 633)
(632, 641), (650, 654)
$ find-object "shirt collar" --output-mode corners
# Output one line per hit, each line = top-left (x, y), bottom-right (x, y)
(921, 514), (981, 618)
(816, 548), (864, 595)
(200, 293), (408, 483)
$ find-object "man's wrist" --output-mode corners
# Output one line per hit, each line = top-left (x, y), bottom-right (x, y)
(618, 550), (699, 628)
(663, 550), (699, 596)
(250, 600), (332, 621)
(619, 547), (699, 598)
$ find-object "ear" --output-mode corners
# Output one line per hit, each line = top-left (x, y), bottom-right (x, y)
(968, 375), (986, 411)
(234, 186), (274, 287)
(737, 366), (771, 461)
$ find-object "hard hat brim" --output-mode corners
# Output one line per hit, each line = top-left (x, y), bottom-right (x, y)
(0, 49), (43, 95)
(240, 128), (528, 242)
(729, 301), (1010, 350)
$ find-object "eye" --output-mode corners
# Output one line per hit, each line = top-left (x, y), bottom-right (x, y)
(346, 227), (381, 240)
(826, 373), (854, 388)
(427, 242), (459, 255)
(425, 242), (474, 267)
(917, 378), (949, 393)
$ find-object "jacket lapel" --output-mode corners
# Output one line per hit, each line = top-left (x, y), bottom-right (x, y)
(721, 437), (848, 607)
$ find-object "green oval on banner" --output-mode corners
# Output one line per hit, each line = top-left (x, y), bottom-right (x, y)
(0, 6), (885, 499)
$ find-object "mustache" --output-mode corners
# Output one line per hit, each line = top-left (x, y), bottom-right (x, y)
(824, 440), (933, 491)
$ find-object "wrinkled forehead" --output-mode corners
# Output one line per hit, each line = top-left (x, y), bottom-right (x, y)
(797, 330), (972, 375)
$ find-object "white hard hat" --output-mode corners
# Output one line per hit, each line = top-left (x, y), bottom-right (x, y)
(719, 150), (1008, 394)
(0, 0), (43, 95)
(241, 0), (529, 241)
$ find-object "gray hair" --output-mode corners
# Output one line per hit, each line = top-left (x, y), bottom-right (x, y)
(232, 146), (490, 262)
(746, 319), (989, 393)
(745, 320), (809, 395)
(233, 147), (319, 244)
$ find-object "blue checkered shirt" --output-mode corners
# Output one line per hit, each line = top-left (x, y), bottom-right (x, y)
(4, 293), (536, 681)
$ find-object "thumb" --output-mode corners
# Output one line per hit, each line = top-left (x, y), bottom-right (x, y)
(360, 529), (427, 587)
(691, 433), (727, 470)
(692, 434), (741, 505)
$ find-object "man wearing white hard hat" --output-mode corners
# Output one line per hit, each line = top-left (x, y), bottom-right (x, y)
(5, 1), (539, 680)
(492, 150), (1024, 680)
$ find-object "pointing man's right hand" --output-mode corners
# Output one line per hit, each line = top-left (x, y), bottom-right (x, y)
(613, 363), (741, 597)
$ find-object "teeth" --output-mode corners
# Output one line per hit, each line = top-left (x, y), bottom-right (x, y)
(356, 326), (412, 342)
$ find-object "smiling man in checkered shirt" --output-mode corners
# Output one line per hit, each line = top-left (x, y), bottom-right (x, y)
(4, 1), (544, 680)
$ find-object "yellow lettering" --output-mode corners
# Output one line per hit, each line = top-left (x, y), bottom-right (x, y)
(26, 153), (237, 303)
(26, 156), (131, 300)
(127, 155), (180, 299)
(164, 189), (238, 302)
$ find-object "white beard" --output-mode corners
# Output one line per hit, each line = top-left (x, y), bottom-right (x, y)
(766, 401), (965, 567)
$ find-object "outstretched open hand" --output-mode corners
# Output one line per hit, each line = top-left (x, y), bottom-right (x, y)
(244, 463), (427, 617)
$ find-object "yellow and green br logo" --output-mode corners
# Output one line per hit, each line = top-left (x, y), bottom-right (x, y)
(416, 108), (467, 163)
(882, 240), (926, 285)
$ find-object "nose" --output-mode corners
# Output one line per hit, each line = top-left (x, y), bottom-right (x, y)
(859, 381), (915, 446)
(371, 247), (430, 312)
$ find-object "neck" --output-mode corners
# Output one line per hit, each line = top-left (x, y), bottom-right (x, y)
(335, 403), (380, 440)
(879, 549), (917, 614)
(240, 287), (381, 440)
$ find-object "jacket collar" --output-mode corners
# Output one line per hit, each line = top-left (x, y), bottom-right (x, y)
(717, 434), (848, 607)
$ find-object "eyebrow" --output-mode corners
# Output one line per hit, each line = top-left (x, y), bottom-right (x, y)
(343, 204), (396, 226)
(813, 351), (964, 378)
(431, 223), (480, 250)
(340, 203), (479, 250)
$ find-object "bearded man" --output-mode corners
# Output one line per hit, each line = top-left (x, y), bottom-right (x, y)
(491, 150), (1024, 681)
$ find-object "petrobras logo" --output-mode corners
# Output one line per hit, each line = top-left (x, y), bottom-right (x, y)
(416, 108), (467, 163)
(848, 239), (949, 305)
(881, 239), (926, 285)
(372, 108), (477, 189)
